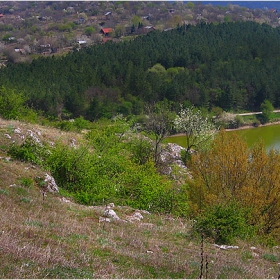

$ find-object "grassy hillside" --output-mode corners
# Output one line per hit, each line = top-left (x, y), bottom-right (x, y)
(0, 117), (280, 278)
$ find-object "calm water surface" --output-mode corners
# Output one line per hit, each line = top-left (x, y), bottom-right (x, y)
(167, 123), (280, 151)
(229, 124), (280, 151)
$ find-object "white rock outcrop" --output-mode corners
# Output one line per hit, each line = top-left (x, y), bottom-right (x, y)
(44, 173), (59, 193)
(103, 208), (120, 220)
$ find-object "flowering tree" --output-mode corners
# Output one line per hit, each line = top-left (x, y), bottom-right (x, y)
(174, 106), (218, 152)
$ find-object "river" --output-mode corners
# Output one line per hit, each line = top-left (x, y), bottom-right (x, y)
(167, 123), (280, 151)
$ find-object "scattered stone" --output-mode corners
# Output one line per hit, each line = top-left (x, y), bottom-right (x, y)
(60, 197), (71, 203)
(214, 244), (239, 250)
(127, 211), (144, 222)
(99, 217), (111, 223)
(103, 208), (120, 220)
(252, 252), (259, 258)
(165, 216), (175, 221)
(146, 250), (154, 254)
(4, 133), (11, 139)
(0, 157), (11, 161)
(107, 202), (115, 208)
(14, 128), (21, 134)
(70, 138), (77, 148)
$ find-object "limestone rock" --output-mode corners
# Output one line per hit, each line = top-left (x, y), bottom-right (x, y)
(99, 217), (111, 223)
(103, 208), (120, 220)
(44, 173), (59, 193)
(214, 244), (239, 250)
(127, 211), (144, 222)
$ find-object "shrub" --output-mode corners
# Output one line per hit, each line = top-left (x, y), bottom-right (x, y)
(46, 135), (189, 214)
(56, 120), (75, 131)
(8, 136), (48, 165)
(193, 202), (255, 244)
(0, 87), (26, 120)
(127, 136), (154, 165)
(234, 115), (244, 128)
(260, 99), (274, 124)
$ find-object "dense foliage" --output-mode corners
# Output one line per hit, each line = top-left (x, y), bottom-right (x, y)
(7, 118), (189, 216)
(5, 107), (280, 244)
(1, 21), (280, 119)
(189, 130), (280, 243)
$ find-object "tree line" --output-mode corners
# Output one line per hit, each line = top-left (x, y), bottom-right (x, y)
(1, 21), (280, 120)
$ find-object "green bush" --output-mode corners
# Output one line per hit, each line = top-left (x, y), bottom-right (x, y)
(45, 119), (189, 214)
(56, 117), (92, 132)
(56, 120), (75, 131)
(127, 136), (154, 165)
(0, 87), (26, 120)
(8, 136), (48, 165)
(194, 202), (255, 244)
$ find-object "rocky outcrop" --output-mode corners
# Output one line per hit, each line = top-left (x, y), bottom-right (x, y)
(35, 173), (59, 198)
(43, 173), (59, 193)
(159, 143), (190, 180)
(103, 208), (121, 221)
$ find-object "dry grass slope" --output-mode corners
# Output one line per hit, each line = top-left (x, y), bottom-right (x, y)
(0, 118), (279, 279)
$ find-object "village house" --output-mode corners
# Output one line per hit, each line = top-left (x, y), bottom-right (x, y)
(100, 28), (113, 37)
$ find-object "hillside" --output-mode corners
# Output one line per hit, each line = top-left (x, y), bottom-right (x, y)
(1, 21), (280, 121)
(1, 117), (280, 279)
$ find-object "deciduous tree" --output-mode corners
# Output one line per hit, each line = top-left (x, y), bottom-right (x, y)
(143, 101), (175, 166)
(174, 105), (217, 153)
(189, 130), (280, 240)
(260, 99), (274, 123)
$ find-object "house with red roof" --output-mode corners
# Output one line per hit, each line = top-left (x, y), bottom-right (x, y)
(100, 28), (113, 37)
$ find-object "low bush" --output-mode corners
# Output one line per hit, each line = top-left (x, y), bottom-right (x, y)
(8, 136), (49, 165)
(193, 202), (255, 244)
(44, 118), (189, 214)
(46, 142), (189, 214)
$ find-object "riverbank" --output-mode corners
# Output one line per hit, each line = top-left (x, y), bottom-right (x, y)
(168, 120), (280, 138)
(225, 120), (280, 132)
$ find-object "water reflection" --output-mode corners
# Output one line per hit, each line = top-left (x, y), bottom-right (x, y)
(167, 123), (280, 151)
(228, 124), (280, 151)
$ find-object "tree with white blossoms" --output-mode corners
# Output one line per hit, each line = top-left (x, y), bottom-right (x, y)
(174, 106), (218, 153)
